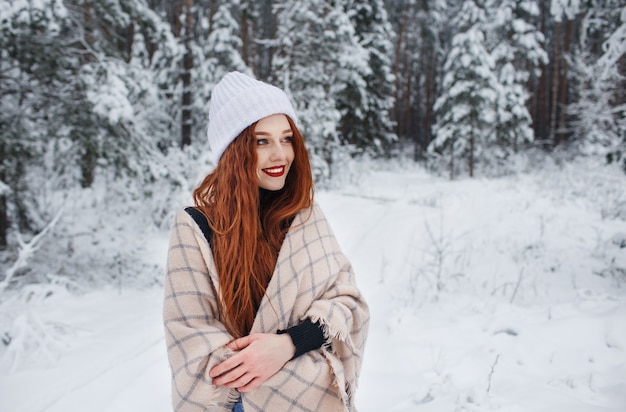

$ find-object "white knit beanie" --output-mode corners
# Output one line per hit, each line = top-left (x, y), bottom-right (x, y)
(207, 71), (298, 164)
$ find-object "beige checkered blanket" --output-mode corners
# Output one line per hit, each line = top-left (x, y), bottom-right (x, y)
(164, 203), (369, 411)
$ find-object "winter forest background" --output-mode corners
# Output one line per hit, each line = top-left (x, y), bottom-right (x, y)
(1, 0), (626, 411)
(2, 0), (626, 252)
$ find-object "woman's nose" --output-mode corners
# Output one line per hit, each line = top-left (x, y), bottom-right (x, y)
(270, 142), (286, 160)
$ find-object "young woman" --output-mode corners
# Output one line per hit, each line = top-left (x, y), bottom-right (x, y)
(163, 72), (369, 411)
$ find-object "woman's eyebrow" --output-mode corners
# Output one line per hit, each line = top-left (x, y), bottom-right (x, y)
(255, 129), (293, 136)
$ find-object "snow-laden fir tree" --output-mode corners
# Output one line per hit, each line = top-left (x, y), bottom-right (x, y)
(341, 0), (397, 157)
(192, 0), (252, 161)
(0, 0), (180, 248)
(204, 1), (251, 86)
(129, 16), (182, 154)
(486, 0), (548, 163)
(70, 0), (180, 184)
(272, 0), (369, 181)
(0, 0), (81, 240)
(415, 0), (450, 157)
(568, 3), (626, 167)
(550, 0), (582, 22)
(429, 0), (499, 178)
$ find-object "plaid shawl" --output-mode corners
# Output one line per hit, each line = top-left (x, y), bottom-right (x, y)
(164, 203), (369, 411)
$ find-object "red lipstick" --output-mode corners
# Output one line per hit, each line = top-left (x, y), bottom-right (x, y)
(263, 166), (285, 177)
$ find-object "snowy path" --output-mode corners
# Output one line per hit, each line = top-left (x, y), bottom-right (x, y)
(0, 290), (171, 412)
(1, 166), (625, 411)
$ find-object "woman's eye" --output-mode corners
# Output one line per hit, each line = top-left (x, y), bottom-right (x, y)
(256, 138), (268, 145)
(282, 136), (293, 143)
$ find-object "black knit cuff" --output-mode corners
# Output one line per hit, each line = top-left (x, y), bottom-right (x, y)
(277, 318), (326, 359)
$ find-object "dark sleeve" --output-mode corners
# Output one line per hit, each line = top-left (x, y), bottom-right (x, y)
(277, 318), (326, 359)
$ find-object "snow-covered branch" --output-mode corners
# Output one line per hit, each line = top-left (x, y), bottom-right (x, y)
(0, 208), (64, 294)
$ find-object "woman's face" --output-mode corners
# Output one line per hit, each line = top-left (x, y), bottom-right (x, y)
(254, 114), (295, 191)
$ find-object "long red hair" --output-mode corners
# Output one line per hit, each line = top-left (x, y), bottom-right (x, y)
(193, 117), (313, 338)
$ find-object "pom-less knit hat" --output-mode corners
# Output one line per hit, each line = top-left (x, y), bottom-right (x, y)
(207, 71), (298, 164)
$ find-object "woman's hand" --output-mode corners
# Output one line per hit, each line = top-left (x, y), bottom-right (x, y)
(209, 333), (296, 392)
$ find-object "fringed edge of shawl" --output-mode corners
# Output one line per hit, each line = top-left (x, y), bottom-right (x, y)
(308, 314), (358, 353)
(201, 347), (241, 409)
(309, 314), (360, 411)
(225, 387), (241, 406)
(321, 349), (357, 412)
(200, 384), (240, 410)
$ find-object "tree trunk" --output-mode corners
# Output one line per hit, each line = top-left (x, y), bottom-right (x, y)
(615, 54), (626, 106)
(123, 23), (134, 62)
(241, 7), (249, 67)
(534, 66), (549, 144)
(79, 138), (97, 188)
(0, 194), (6, 250)
(449, 137), (455, 180)
(557, 18), (573, 143)
(532, 1), (549, 146)
(551, 21), (561, 146)
(413, 70), (423, 161)
(423, 59), (435, 155)
(403, 69), (413, 154)
(257, 0), (276, 80)
(469, 130), (475, 178)
(392, 13), (407, 141)
(172, 0), (183, 38)
(0, 51), (7, 249)
(0, 139), (7, 249)
(181, 0), (194, 148)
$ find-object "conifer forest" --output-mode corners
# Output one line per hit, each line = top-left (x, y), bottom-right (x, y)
(1, 0), (625, 254)
(1, 2), (626, 410)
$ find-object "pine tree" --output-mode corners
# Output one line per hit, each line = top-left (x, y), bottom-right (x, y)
(0, 0), (180, 246)
(203, 0), (250, 81)
(0, 0), (77, 239)
(71, 0), (180, 181)
(272, 0), (366, 180)
(568, 3), (626, 166)
(429, 1), (499, 178)
(487, 0), (548, 160)
(341, 0), (397, 156)
(189, 0), (252, 161)
(249, 0), (276, 80)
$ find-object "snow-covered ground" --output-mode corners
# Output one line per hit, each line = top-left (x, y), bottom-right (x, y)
(1, 160), (625, 411)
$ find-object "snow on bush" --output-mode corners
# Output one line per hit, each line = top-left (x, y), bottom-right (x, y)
(0, 281), (78, 374)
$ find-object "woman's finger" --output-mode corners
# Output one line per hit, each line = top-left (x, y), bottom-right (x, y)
(212, 363), (247, 386)
(209, 357), (237, 379)
(224, 372), (255, 390)
(227, 335), (254, 351)
(237, 377), (262, 393)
